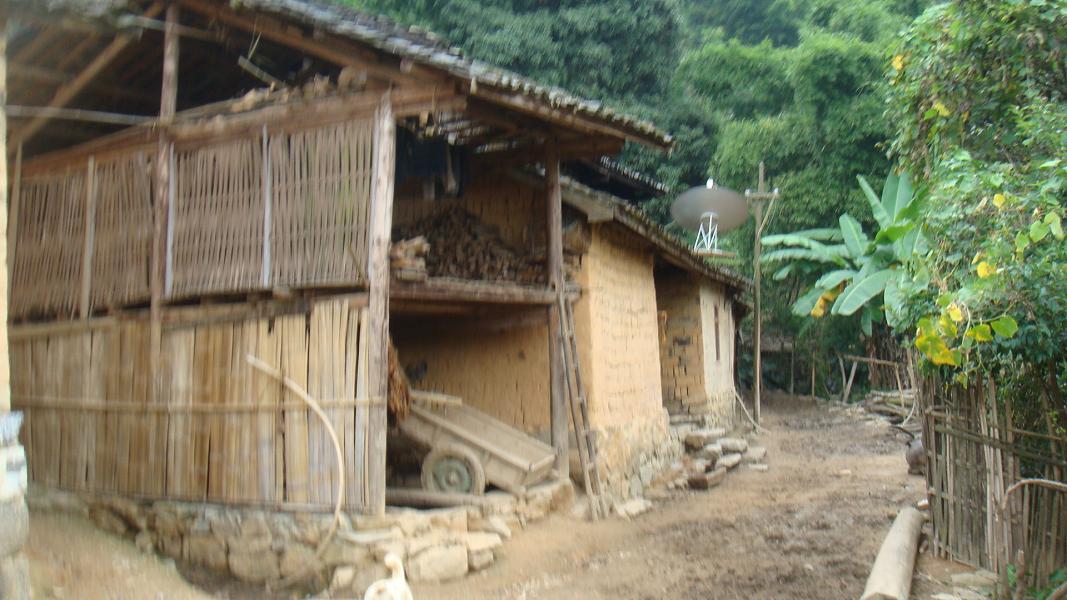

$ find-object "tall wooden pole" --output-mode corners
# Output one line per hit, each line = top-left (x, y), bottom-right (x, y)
(0, 18), (10, 414)
(365, 92), (395, 514)
(745, 162), (779, 426)
(545, 141), (568, 478)
(150, 3), (179, 392)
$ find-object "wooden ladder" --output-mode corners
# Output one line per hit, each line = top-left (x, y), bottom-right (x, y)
(556, 292), (610, 520)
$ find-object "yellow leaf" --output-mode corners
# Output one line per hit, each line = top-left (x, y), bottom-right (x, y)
(976, 261), (996, 278)
(947, 304), (964, 323)
(811, 298), (827, 318)
(891, 54), (905, 71)
(938, 315), (958, 337)
(933, 101), (951, 117)
(992, 193), (1006, 208)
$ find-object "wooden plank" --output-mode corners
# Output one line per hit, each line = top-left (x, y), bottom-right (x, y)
(353, 307), (370, 510)
(253, 317), (282, 503)
(389, 278), (555, 305)
(544, 141), (567, 477)
(344, 305), (361, 510)
(364, 92), (395, 514)
(281, 314), (310, 504)
(12, 2), (166, 145)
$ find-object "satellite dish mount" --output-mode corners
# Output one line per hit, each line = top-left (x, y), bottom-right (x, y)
(694, 211), (720, 255)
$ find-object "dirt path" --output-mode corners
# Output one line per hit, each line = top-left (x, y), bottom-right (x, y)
(413, 395), (957, 600)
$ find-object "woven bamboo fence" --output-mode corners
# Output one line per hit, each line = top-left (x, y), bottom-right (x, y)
(920, 376), (1067, 590)
(10, 117), (374, 319)
(10, 296), (375, 511)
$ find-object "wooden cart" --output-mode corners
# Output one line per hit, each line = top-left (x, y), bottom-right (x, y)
(398, 403), (556, 495)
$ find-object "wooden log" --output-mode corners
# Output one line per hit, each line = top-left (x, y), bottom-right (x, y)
(861, 506), (924, 600)
(364, 92), (395, 514)
(384, 488), (494, 509)
(545, 141), (567, 477)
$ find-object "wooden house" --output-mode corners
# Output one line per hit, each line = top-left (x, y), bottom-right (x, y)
(1, 0), (745, 515)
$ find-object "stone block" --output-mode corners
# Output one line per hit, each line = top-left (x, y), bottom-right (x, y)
(684, 428), (726, 450)
(469, 549), (494, 571)
(688, 467), (727, 490)
(427, 508), (468, 532)
(228, 541), (279, 583)
(464, 532), (502, 554)
(350, 563), (389, 597)
(469, 515), (512, 540)
(184, 533), (228, 572)
(280, 544), (319, 580)
(323, 540), (372, 568)
(749, 464), (769, 472)
(89, 506), (129, 537)
(238, 513), (272, 542)
(743, 446), (767, 463)
(134, 530), (155, 554)
(613, 498), (652, 519)
(99, 497), (147, 531)
(406, 544), (468, 583)
(337, 526), (402, 546)
(719, 437), (748, 453)
(329, 566), (356, 593)
(719, 453), (743, 470)
(694, 442), (722, 462)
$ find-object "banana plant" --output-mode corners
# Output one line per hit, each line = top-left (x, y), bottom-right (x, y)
(761, 171), (926, 336)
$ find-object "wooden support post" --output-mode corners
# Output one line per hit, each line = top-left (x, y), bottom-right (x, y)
(151, 4), (179, 391)
(842, 359), (858, 404)
(365, 91), (396, 514)
(545, 141), (568, 477)
(752, 163), (765, 424)
(0, 18), (10, 412)
(789, 341), (795, 397)
(7, 143), (20, 289)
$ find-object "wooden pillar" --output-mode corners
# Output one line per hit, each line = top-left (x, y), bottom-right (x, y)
(545, 142), (568, 477)
(365, 91), (395, 514)
(150, 4), (179, 389)
(0, 18), (10, 412)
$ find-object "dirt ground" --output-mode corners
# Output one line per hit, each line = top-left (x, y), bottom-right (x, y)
(413, 394), (964, 600)
(23, 395), (969, 599)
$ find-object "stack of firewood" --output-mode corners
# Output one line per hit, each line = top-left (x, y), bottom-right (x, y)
(394, 207), (546, 284)
(863, 389), (917, 418)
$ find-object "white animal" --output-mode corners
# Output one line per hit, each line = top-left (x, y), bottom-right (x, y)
(363, 553), (414, 600)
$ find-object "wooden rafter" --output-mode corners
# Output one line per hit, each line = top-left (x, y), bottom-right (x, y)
(177, 0), (432, 86)
(12, 1), (166, 146)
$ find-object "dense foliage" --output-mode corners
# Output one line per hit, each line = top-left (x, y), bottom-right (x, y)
(884, 0), (1066, 386)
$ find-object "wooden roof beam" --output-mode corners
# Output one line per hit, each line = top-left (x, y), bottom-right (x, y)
(12, 1), (166, 147)
(177, 0), (434, 87)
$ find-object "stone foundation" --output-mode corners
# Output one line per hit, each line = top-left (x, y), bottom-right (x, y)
(27, 479), (573, 595)
(584, 410), (683, 504)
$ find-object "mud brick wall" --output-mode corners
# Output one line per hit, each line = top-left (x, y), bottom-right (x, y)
(392, 323), (550, 436)
(656, 271), (737, 428)
(573, 224), (672, 499)
(656, 269), (707, 415)
(699, 281), (737, 426)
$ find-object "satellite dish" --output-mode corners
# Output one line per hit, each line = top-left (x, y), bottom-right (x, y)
(671, 179), (747, 232)
(670, 179), (747, 256)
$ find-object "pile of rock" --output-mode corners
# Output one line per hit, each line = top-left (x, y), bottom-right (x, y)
(28, 479), (574, 597)
(650, 426), (768, 494)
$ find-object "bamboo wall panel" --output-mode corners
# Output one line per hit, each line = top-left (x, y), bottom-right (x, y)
(171, 138), (265, 299)
(11, 170), (86, 318)
(12, 117), (373, 318)
(270, 119), (372, 289)
(11, 298), (373, 511)
(921, 378), (1067, 589)
(90, 153), (153, 310)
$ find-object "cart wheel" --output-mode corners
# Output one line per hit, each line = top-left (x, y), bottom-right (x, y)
(421, 445), (486, 495)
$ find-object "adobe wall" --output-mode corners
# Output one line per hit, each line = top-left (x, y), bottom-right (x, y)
(655, 271), (737, 428)
(573, 224), (675, 500)
(699, 281), (737, 427)
(392, 322), (551, 437)
(656, 269), (707, 414)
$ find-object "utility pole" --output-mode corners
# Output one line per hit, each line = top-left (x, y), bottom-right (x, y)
(745, 162), (779, 426)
